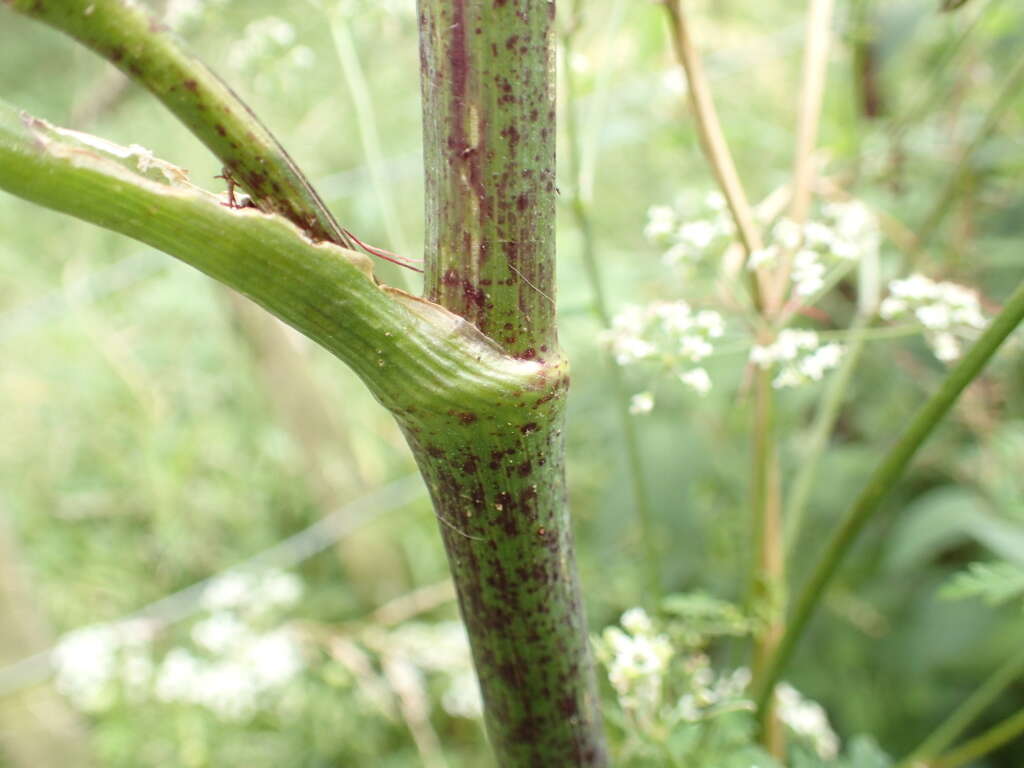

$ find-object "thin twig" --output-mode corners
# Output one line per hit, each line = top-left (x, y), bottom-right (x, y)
(661, 0), (766, 311)
(771, 0), (836, 312)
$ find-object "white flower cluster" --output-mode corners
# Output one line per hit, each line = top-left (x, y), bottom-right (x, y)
(675, 657), (753, 723)
(644, 192), (734, 269)
(53, 619), (157, 712)
(595, 608), (673, 720)
(53, 569), (305, 720)
(750, 330), (844, 389)
(155, 627), (305, 721)
(603, 300), (724, 407)
(227, 17), (316, 87)
(879, 273), (988, 362)
(752, 201), (880, 298)
(776, 682), (840, 760)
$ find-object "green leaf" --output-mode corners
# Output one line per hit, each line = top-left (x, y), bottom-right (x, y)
(941, 561), (1024, 607)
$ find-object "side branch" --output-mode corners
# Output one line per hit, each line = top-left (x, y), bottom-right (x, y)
(0, 103), (539, 417)
(4, 0), (358, 250)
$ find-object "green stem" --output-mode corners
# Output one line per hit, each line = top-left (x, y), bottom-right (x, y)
(661, 0), (766, 311)
(0, 102), (537, 419)
(932, 707), (1024, 768)
(898, 640), (1024, 767)
(754, 277), (1024, 716)
(5, 0), (358, 249)
(562, 1), (659, 600)
(784, 313), (871, 554)
(750, 363), (784, 756)
(415, 2), (607, 763)
(2, 84), (605, 766)
(418, 0), (558, 358)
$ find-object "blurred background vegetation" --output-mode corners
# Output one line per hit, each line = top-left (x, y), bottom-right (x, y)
(1, 0), (1023, 765)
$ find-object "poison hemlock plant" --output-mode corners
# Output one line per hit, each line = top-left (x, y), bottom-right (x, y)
(4, 1), (1024, 766)
(0, 0), (606, 764)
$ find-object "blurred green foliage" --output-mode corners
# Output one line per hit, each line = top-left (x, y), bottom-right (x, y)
(1, 0), (1023, 765)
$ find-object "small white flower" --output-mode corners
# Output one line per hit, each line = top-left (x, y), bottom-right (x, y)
(53, 624), (122, 712)
(776, 683), (840, 760)
(154, 648), (203, 703)
(620, 607), (654, 635)
(243, 629), (304, 688)
(695, 310), (725, 338)
(678, 220), (717, 250)
(803, 221), (835, 248)
(799, 344), (844, 381)
(192, 613), (249, 654)
(662, 242), (693, 267)
(679, 368), (712, 396)
(261, 570), (304, 610)
(629, 392), (655, 415)
(916, 303), (952, 330)
(773, 367), (804, 389)
(198, 660), (260, 721)
(679, 334), (713, 362)
(442, 670), (483, 719)
(772, 218), (802, 250)
(750, 344), (776, 368)
(164, 0), (204, 29)
(879, 296), (906, 319)
(747, 246), (779, 270)
(612, 336), (657, 366)
(661, 68), (687, 96)
(930, 332), (961, 362)
(652, 300), (693, 333)
(705, 191), (726, 211)
(644, 205), (677, 242)
(202, 571), (255, 611)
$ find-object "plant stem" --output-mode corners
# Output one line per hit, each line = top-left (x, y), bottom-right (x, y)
(931, 707), (1024, 768)
(0, 102), (538, 418)
(661, 0), (766, 310)
(772, 0), (835, 310)
(784, 313), (870, 554)
(415, 2), (607, 763)
(754, 277), (1024, 716)
(750, 364), (784, 756)
(658, 5), (783, 750)
(562, 0), (660, 600)
(790, 0), (835, 226)
(6, 0), (359, 250)
(898, 640), (1024, 767)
